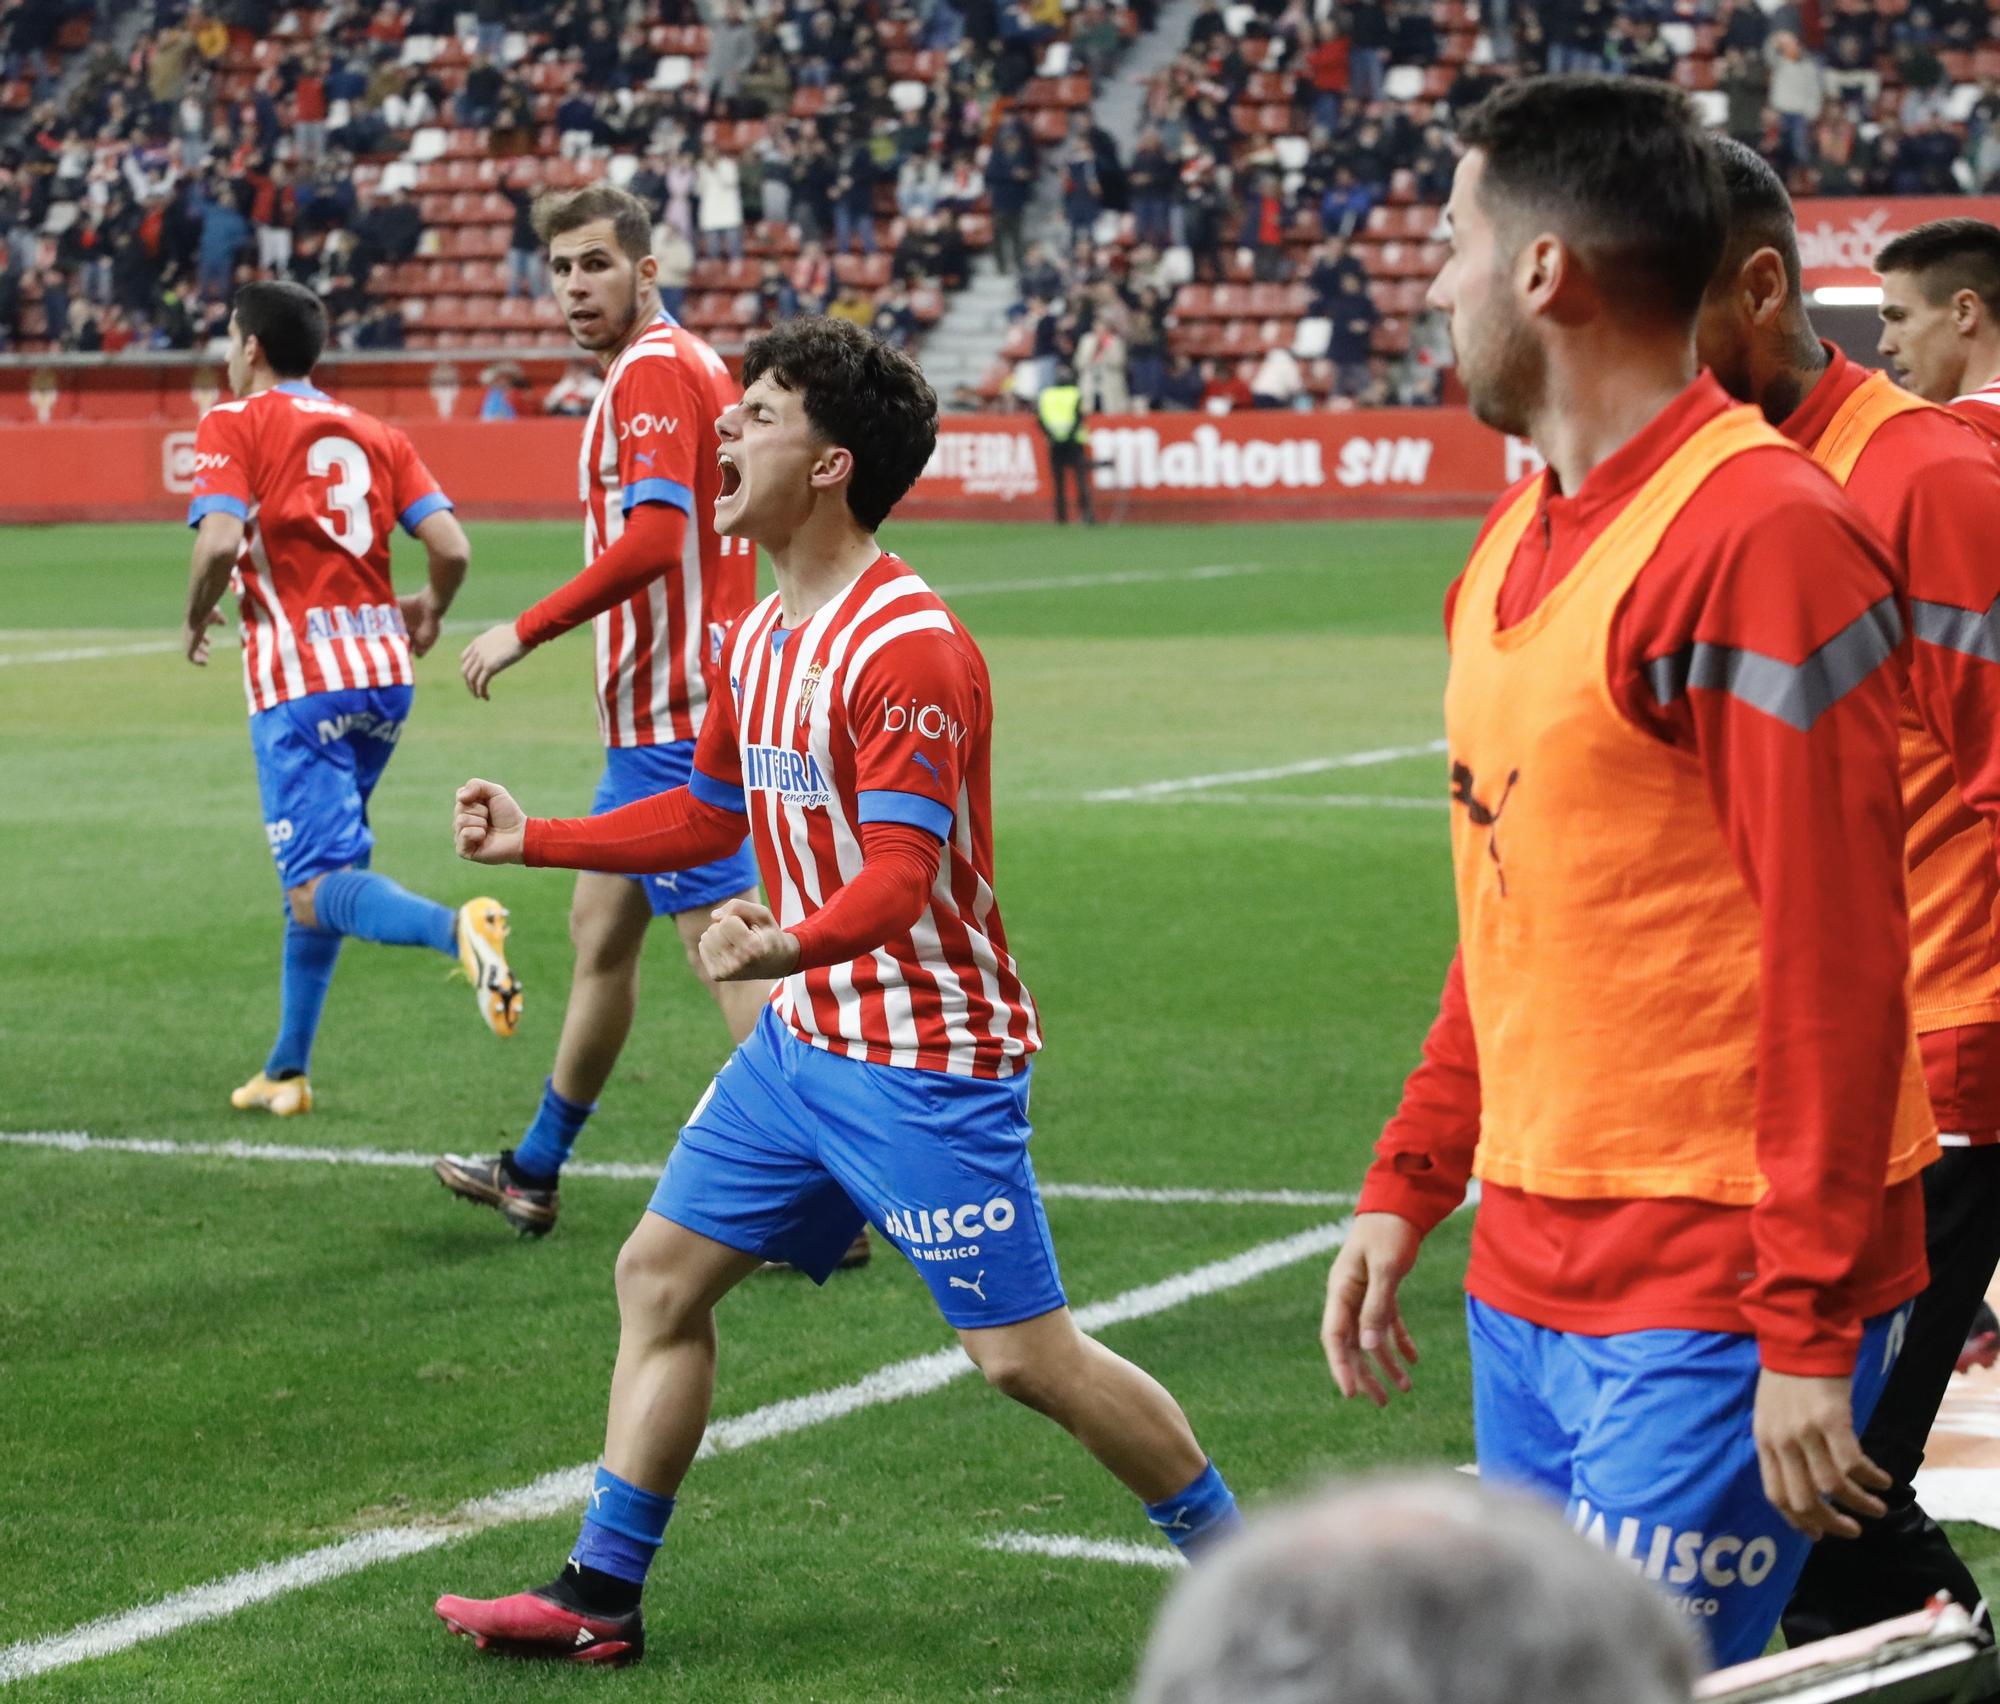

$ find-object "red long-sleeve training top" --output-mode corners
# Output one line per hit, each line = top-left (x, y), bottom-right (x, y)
(1356, 374), (1928, 1377)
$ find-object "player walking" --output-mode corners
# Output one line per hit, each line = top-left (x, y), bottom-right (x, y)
(1877, 217), (2000, 453)
(181, 280), (520, 1117)
(429, 185), (843, 1250)
(1696, 160), (2000, 1649)
(1319, 79), (1936, 1667)
(431, 318), (1242, 1667)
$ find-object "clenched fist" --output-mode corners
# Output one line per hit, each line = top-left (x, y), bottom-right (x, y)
(699, 898), (799, 982)
(455, 778), (528, 865)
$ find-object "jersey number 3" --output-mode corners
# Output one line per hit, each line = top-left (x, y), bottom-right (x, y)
(307, 436), (375, 559)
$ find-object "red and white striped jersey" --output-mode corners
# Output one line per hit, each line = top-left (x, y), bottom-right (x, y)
(690, 553), (1041, 1078)
(580, 314), (756, 747)
(188, 380), (452, 715)
(1950, 377), (2000, 453)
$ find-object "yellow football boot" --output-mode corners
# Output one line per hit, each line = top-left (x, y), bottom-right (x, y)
(230, 1072), (313, 1116)
(457, 897), (523, 1038)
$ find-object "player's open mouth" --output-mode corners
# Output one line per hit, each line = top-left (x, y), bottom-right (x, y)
(717, 453), (743, 503)
(569, 311), (599, 332)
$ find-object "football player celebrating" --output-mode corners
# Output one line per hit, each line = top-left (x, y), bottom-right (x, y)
(432, 318), (1243, 1667)
(182, 280), (520, 1117)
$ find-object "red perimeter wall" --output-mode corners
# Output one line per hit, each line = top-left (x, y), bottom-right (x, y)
(0, 404), (1535, 525)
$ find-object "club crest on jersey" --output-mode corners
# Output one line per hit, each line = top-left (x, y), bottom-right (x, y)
(744, 743), (831, 809)
(797, 660), (824, 726)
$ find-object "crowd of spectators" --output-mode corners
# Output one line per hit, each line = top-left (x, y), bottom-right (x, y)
(5, 0), (2000, 418)
(0, 0), (1134, 354)
(970, 0), (2000, 413)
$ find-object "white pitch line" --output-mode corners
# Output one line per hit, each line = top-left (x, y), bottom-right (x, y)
(1084, 739), (1448, 803)
(981, 1531), (1184, 1570)
(0, 616), (491, 668)
(0, 1132), (1352, 1208)
(0, 1217), (1350, 1684)
(0, 1130), (666, 1183)
(0, 567), (1264, 668)
(0, 638), (185, 665)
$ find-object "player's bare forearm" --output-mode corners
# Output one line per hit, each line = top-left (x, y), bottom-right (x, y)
(184, 550), (234, 625)
(415, 510), (470, 614)
(183, 517), (241, 665)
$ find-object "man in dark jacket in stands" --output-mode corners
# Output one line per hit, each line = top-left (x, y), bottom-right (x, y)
(985, 120), (1036, 274)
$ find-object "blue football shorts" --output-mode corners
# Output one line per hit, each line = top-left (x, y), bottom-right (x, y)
(1468, 1294), (1911, 1667)
(248, 685), (414, 889)
(651, 1005), (1067, 1329)
(590, 742), (758, 917)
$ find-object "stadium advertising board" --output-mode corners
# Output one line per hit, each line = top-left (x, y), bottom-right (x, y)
(1794, 195), (2000, 289)
(912, 410), (1540, 521)
(0, 410), (1538, 524)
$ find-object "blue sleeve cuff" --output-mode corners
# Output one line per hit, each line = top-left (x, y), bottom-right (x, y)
(857, 789), (953, 840)
(187, 493), (249, 527)
(399, 491), (454, 534)
(622, 477), (694, 516)
(688, 766), (747, 815)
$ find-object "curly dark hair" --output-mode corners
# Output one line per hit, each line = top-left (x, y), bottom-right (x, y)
(1458, 74), (1727, 325)
(741, 316), (939, 532)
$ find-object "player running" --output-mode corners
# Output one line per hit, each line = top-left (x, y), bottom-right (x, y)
(431, 317), (1243, 1668)
(181, 280), (521, 1117)
(1878, 217), (2000, 452)
(428, 185), (837, 1250)
(1319, 79), (1936, 1668)
(1695, 158), (2000, 1647)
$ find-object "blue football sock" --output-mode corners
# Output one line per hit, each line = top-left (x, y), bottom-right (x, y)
(312, 869), (457, 956)
(572, 1465), (675, 1586)
(512, 1078), (597, 1181)
(264, 919), (342, 1078)
(1145, 1460), (1243, 1559)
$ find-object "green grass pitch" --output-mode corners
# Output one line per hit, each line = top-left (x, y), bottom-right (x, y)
(2, 517), (1992, 1699)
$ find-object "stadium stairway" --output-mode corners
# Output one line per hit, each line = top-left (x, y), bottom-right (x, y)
(911, 256), (1020, 405)
(1, 0), (152, 145)
(925, 0), (1209, 404)
(1087, 0), (1210, 158)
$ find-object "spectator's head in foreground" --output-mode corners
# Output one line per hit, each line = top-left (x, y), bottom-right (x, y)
(532, 182), (659, 359)
(717, 316), (938, 545)
(1429, 75), (1727, 436)
(1875, 216), (2000, 404)
(1131, 1473), (1701, 1704)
